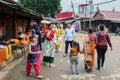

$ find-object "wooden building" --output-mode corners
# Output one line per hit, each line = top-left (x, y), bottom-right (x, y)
(77, 10), (120, 32)
(77, 14), (93, 31)
(92, 10), (120, 32)
(0, 0), (42, 40)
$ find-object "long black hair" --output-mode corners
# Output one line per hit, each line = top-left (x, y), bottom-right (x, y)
(72, 41), (80, 52)
(88, 27), (94, 33)
(100, 25), (105, 31)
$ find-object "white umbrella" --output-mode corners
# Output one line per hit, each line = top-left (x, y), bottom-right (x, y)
(41, 20), (51, 24)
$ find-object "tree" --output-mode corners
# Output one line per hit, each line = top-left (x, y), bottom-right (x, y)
(19, 0), (62, 18)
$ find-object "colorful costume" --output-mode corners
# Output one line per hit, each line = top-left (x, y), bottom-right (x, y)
(26, 43), (41, 76)
(0, 45), (12, 67)
(83, 34), (96, 72)
(56, 28), (64, 49)
(42, 29), (56, 64)
(24, 32), (31, 44)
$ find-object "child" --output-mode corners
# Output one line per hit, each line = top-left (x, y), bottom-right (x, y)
(69, 41), (80, 75)
(26, 35), (43, 79)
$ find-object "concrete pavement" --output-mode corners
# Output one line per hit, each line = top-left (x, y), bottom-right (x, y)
(2, 33), (120, 80)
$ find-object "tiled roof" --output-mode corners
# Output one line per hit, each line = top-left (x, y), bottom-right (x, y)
(93, 10), (120, 20)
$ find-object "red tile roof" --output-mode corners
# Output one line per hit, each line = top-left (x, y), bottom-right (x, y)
(93, 10), (120, 20)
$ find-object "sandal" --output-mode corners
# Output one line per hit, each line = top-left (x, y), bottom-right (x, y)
(36, 75), (43, 79)
(49, 64), (55, 68)
(27, 73), (32, 77)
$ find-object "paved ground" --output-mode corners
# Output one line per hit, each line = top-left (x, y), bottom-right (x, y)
(2, 33), (120, 80)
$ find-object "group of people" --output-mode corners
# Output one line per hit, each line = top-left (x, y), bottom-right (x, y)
(24, 20), (113, 79)
(66, 24), (112, 74)
(25, 21), (64, 79)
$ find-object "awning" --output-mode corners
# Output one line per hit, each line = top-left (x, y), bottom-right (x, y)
(0, 0), (42, 19)
(56, 12), (73, 19)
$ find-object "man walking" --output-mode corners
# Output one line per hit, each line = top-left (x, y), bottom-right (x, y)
(63, 22), (76, 57)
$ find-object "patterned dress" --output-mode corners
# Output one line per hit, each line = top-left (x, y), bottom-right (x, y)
(28, 43), (39, 63)
(26, 43), (41, 76)
(42, 29), (56, 64)
(83, 34), (96, 70)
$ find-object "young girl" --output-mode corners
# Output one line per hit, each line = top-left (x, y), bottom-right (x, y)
(69, 41), (80, 75)
(26, 35), (43, 79)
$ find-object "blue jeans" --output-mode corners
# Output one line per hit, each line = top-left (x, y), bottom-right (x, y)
(70, 56), (79, 74)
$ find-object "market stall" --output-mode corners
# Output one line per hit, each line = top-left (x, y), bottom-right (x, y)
(0, 44), (12, 68)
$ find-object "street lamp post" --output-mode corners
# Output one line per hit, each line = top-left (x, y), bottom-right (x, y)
(84, 0), (88, 30)
(79, 3), (89, 31)
(89, 0), (93, 27)
(88, 0), (116, 27)
(71, 0), (76, 18)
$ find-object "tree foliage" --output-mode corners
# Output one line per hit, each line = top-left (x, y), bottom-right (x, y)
(19, 0), (62, 18)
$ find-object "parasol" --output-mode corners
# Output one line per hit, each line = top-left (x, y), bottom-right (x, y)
(41, 20), (51, 24)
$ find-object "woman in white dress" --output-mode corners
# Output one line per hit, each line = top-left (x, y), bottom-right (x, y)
(42, 23), (56, 67)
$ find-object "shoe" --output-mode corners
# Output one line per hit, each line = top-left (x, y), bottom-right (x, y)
(88, 68), (92, 73)
(86, 69), (90, 73)
(63, 54), (68, 57)
(84, 64), (88, 70)
(55, 50), (58, 53)
(101, 64), (104, 68)
(86, 70), (90, 73)
(36, 75), (43, 79)
(96, 68), (100, 71)
(71, 73), (75, 75)
(27, 73), (32, 77)
(42, 62), (46, 65)
(49, 64), (55, 68)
